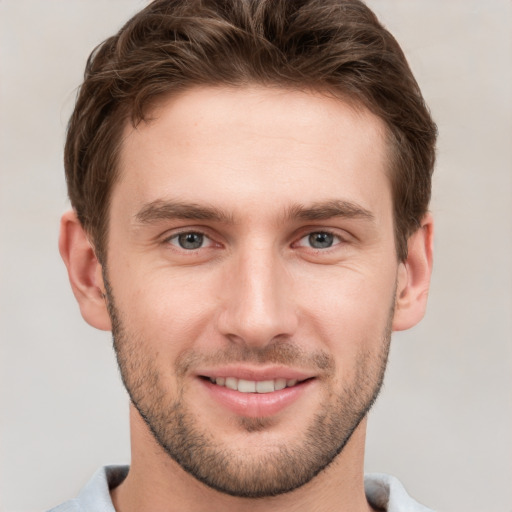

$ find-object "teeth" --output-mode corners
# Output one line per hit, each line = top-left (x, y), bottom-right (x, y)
(238, 379), (256, 393)
(274, 378), (287, 391)
(256, 380), (275, 393)
(225, 377), (238, 390)
(208, 377), (301, 393)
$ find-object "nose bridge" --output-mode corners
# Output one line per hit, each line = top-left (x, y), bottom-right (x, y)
(218, 240), (297, 346)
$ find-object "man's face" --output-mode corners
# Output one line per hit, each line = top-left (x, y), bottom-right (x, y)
(104, 86), (400, 497)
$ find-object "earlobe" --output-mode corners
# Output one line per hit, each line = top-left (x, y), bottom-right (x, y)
(392, 213), (434, 331)
(58, 210), (112, 331)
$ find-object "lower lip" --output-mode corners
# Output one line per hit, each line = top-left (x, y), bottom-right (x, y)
(201, 378), (314, 418)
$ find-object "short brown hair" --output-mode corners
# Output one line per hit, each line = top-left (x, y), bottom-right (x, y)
(65, 0), (436, 263)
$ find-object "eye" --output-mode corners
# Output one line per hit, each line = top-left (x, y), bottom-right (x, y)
(168, 232), (211, 250)
(297, 231), (341, 249)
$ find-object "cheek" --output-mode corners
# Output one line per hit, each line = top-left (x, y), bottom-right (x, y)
(112, 266), (221, 353)
(295, 265), (396, 356)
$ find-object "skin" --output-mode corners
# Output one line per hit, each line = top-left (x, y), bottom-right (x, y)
(60, 86), (433, 512)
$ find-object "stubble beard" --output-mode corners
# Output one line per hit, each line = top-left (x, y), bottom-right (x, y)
(105, 276), (393, 498)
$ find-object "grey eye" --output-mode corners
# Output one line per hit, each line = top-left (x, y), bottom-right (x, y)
(308, 232), (334, 249)
(177, 232), (204, 249)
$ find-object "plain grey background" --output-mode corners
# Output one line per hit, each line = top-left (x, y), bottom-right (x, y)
(1, 1), (511, 511)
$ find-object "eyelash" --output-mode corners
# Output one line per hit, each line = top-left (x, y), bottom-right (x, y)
(165, 230), (215, 251)
(295, 230), (344, 250)
(164, 228), (345, 252)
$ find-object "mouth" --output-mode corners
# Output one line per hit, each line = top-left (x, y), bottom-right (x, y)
(202, 376), (308, 394)
(196, 366), (316, 417)
(198, 372), (315, 418)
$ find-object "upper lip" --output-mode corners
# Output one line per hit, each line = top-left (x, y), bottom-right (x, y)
(196, 365), (315, 382)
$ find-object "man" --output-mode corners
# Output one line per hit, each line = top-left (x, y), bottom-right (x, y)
(53, 0), (436, 510)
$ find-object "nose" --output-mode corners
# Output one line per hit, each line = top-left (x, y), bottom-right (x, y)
(217, 245), (298, 347)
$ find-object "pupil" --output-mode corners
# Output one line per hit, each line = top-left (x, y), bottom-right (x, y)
(178, 233), (203, 249)
(309, 232), (333, 249)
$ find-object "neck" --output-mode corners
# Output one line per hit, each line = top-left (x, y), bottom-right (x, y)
(111, 405), (376, 512)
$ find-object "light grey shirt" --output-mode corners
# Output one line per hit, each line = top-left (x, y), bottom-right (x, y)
(48, 465), (434, 512)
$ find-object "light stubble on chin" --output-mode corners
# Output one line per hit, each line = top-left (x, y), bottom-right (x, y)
(104, 272), (393, 498)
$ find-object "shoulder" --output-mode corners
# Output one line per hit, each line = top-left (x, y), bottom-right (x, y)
(364, 473), (435, 512)
(47, 466), (129, 512)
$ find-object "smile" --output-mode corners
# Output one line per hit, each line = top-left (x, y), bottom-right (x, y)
(201, 374), (314, 418)
(207, 377), (301, 393)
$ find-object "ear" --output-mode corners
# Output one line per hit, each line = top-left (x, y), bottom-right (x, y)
(58, 210), (112, 331)
(392, 213), (434, 331)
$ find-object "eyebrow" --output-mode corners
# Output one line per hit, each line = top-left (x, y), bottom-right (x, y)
(134, 198), (374, 225)
(285, 200), (374, 222)
(135, 200), (234, 224)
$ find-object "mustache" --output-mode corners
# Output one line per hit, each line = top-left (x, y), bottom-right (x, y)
(175, 341), (335, 378)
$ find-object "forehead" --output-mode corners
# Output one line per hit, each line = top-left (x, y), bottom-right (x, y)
(115, 86), (391, 221)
